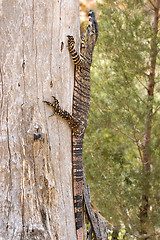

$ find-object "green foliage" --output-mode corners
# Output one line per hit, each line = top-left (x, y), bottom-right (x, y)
(83, 0), (160, 237)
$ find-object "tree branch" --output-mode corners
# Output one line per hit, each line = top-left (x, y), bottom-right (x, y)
(133, 126), (143, 162)
(114, 126), (136, 143)
(135, 76), (149, 91)
(148, 0), (156, 9)
(152, 104), (160, 116)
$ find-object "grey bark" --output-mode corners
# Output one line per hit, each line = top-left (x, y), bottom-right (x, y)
(0, 0), (79, 239)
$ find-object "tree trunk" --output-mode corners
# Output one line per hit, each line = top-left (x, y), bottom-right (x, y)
(140, 0), (160, 237)
(0, 0), (79, 239)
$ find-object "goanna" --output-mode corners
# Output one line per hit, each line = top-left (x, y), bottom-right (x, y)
(44, 10), (98, 240)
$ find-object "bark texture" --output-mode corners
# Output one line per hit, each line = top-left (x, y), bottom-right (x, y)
(0, 0), (79, 239)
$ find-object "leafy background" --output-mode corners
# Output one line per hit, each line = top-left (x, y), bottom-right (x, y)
(81, 0), (160, 238)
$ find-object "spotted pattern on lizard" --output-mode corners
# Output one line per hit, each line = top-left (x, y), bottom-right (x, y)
(44, 10), (98, 240)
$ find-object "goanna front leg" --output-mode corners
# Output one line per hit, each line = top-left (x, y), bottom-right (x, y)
(67, 35), (83, 67)
(44, 96), (80, 131)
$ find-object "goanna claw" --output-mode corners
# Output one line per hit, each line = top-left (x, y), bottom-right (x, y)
(43, 100), (52, 106)
(67, 35), (73, 38)
(52, 96), (59, 105)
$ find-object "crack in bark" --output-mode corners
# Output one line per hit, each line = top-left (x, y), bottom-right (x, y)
(21, 138), (25, 238)
(11, 226), (16, 240)
(32, 0), (40, 112)
(32, 138), (52, 238)
(6, 101), (13, 237)
(57, 119), (70, 240)
(21, 15), (26, 104)
(49, 1), (54, 87)
(0, 67), (4, 119)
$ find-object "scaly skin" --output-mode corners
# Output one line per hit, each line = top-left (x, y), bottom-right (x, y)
(44, 10), (98, 240)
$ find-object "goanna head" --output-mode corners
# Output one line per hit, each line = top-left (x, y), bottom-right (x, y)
(88, 10), (98, 50)
(81, 10), (98, 59)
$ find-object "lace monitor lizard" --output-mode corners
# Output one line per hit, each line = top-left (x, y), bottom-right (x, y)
(44, 10), (98, 240)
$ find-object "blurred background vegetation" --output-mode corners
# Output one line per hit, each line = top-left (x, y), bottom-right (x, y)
(80, 0), (160, 239)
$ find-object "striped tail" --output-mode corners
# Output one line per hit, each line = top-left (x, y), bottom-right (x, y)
(72, 135), (84, 240)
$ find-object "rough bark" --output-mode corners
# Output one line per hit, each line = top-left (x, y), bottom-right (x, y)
(140, 0), (160, 236)
(0, 0), (79, 239)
